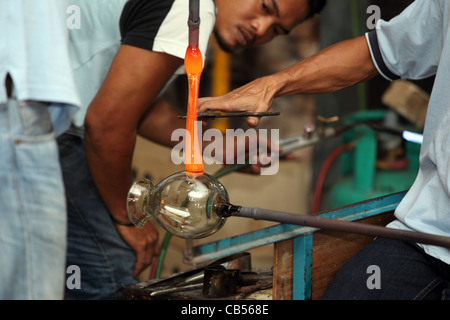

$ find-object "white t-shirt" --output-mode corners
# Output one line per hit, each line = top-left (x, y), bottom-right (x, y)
(366, 0), (450, 264)
(0, 0), (80, 135)
(68, 0), (216, 127)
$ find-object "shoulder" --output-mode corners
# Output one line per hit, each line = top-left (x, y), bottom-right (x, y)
(120, 0), (176, 31)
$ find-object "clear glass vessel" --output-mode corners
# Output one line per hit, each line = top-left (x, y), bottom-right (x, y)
(127, 171), (229, 239)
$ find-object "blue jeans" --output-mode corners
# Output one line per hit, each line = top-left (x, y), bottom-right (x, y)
(58, 132), (138, 299)
(322, 237), (450, 300)
(0, 99), (67, 299)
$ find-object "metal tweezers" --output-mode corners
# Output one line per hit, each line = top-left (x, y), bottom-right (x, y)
(178, 111), (280, 120)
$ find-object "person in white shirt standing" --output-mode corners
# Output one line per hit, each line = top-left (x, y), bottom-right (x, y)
(0, 1), (80, 299)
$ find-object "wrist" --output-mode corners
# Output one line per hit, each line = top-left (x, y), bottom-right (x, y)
(111, 215), (134, 227)
(271, 69), (293, 98)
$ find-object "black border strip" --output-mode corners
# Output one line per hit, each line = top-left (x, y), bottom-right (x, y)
(367, 30), (400, 81)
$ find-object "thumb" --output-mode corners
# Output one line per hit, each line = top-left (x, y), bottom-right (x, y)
(247, 116), (260, 127)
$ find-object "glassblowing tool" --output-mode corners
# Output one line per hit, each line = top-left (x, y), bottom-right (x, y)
(214, 203), (450, 249)
(178, 111), (280, 120)
(127, 170), (450, 248)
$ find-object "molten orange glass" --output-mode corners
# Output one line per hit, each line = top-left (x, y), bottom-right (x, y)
(184, 45), (204, 177)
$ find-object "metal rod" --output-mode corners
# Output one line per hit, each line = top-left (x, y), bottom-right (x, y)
(217, 204), (450, 248)
(188, 0), (200, 48)
(189, 0), (200, 23)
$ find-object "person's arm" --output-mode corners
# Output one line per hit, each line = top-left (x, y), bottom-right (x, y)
(84, 44), (183, 278)
(198, 36), (378, 127)
(137, 97), (186, 148)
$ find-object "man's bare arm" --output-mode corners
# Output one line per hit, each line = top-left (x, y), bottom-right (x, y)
(199, 36), (378, 126)
(84, 44), (183, 277)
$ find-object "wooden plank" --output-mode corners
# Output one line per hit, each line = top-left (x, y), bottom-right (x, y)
(272, 239), (293, 300)
(311, 212), (394, 300)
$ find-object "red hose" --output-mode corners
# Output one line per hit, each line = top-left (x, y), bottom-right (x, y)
(149, 256), (159, 280)
(312, 144), (353, 214)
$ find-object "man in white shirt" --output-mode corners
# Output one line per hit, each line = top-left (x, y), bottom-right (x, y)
(198, 0), (450, 299)
(0, 0), (80, 299)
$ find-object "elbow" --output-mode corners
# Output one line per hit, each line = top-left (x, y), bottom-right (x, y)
(83, 101), (121, 147)
(84, 107), (104, 141)
(84, 100), (139, 151)
(84, 98), (121, 139)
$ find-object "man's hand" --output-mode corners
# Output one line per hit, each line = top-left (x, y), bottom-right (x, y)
(198, 77), (280, 127)
(116, 222), (160, 279)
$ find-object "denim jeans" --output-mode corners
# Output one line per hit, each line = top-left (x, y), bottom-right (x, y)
(322, 237), (450, 300)
(58, 132), (138, 300)
(0, 99), (67, 299)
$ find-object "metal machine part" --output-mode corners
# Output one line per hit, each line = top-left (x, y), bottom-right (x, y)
(122, 252), (271, 299)
(202, 266), (272, 298)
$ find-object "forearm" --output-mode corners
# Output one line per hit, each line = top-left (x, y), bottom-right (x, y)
(137, 98), (186, 148)
(197, 36), (378, 127)
(267, 36), (378, 97)
(84, 117), (136, 222)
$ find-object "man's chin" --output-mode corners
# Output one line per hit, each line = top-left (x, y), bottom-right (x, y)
(214, 31), (235, 53)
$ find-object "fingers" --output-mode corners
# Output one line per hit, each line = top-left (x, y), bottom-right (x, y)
(198, 96), (234, 113)
(247, 116), (260, 127)
(134, 223), (160, 278)
(133, 253), (156, 279)
(133, 239), (159, 279)
(116, 221), (160, 279)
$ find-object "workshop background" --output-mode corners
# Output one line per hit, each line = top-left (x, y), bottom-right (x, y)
(131, 0), (432, 280)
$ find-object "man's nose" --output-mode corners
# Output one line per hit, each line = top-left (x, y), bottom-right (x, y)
(249, 17), (272, 37)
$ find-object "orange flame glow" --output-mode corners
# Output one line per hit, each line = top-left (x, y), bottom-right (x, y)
(184, 45), (204, 177)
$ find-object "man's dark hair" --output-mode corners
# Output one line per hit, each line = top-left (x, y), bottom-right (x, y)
(307, 0), (327, 19)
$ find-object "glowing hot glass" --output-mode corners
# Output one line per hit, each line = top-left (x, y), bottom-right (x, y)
(184, 44), (204, 177)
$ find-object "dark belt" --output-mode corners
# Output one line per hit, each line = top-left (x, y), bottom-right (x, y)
(5, 74), (12, 98)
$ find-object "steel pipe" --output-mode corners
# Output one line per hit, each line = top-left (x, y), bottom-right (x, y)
(217, 204), (450, 248)
(188, 0), (200, 48)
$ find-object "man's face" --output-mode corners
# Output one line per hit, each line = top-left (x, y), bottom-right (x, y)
(214, 0), (310, 52)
